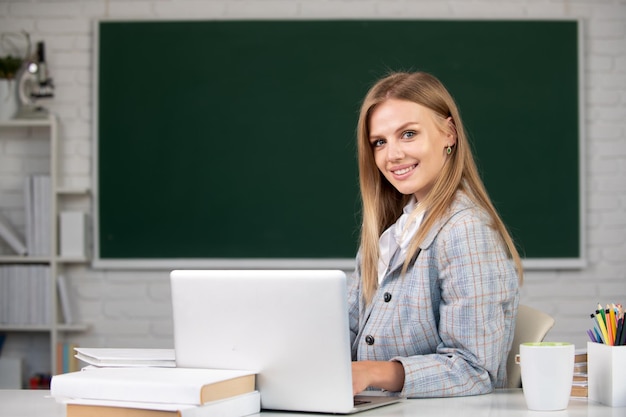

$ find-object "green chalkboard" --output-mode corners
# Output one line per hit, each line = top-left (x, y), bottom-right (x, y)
(95, 19), (581, 265)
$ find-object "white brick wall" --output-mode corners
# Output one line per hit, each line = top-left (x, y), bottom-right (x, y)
(0, 0), (625, 363)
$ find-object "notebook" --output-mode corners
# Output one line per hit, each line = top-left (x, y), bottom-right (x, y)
(170, 269), (401, 414)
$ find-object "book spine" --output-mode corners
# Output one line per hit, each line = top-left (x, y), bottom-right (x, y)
(187, 391), (260, 417)
(65, 391), (261, 417)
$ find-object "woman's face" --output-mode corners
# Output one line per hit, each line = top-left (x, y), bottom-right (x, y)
(368, 98), (454, 202)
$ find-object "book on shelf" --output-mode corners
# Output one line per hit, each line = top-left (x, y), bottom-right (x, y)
(57, 342), (80, 374)
(59, 211), (89, 258)
(74, 347), (176, 368)
(23, 176), (33, 256)
(63, 391), (261, 417)
(23, 175), (51, 256)
(50, 367), (257, 405)
(0, 210), (27, 255)
(0, 265), (51, 325)
(57, 274), (74, 324)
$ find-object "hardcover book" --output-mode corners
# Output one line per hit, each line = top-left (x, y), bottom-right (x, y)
(63, 391), (261, 417)
(51, 367), (256, 405)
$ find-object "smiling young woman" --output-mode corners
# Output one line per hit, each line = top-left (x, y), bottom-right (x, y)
(367, 98), (456, 202)
(348, 71), (523, 398)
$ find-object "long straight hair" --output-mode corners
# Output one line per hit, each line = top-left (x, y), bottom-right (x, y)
(356, 72), (523, 305)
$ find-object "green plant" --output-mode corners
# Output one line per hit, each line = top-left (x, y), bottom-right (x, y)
(0, 55), (23, 79)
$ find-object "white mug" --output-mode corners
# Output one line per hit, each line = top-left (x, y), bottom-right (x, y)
(516, 342), (575, 411)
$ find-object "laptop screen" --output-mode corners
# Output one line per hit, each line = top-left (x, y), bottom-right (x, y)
(170, 269), (358, 413)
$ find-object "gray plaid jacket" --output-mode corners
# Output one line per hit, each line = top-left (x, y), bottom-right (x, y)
(349, 192), (519, 398)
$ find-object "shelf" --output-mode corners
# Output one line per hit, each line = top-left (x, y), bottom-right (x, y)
(0, 256), (88, 264)
(0, 323), (89, 333)
(0, 113), (89, 379)
(56, 187), (90, 196)
(0, 324), (53, 332)
(58, 323), (90, 332)
(0, 256), (52, 264)
(0, 117), (53, 128)
(57, 257), (89, 264)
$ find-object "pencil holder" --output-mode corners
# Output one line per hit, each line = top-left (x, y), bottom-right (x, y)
(587, 342), (626, 407)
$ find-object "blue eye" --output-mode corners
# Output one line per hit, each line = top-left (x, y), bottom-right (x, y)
(402, 131), (416, 139)
(371, 139), (385, 147)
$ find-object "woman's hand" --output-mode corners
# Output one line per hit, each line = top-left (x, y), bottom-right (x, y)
(351, 360), (405, 395)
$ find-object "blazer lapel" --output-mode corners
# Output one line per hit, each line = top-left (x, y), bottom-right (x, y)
(383, 193), (473, 278)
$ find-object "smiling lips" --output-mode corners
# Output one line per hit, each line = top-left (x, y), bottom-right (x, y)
(392, 164), (418, 176)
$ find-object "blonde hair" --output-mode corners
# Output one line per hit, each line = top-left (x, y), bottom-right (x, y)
(357, 72), (523, 305)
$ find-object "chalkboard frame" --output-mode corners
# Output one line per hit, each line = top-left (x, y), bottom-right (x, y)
(92, 18), (585, 270)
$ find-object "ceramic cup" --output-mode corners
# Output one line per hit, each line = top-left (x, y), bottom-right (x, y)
(516, 342), (575, 411)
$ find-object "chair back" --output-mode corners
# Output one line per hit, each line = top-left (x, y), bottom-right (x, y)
(506, 304), (555, 388)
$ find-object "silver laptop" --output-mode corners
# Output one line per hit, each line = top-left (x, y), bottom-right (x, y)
(170, 269), (401, 414)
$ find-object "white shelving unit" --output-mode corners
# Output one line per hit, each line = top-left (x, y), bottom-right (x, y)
(0, 116), (89, 381)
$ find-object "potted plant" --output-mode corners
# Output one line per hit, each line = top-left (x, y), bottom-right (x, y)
(0, 55), (23, 79)
(0, 54), (23, 120)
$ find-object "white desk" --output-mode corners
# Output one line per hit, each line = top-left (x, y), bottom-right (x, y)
(0, 389), (621, 417)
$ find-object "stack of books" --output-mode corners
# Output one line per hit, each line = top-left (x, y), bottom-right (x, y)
(571, 349), (588, 398)
(51, 348), (260, 417)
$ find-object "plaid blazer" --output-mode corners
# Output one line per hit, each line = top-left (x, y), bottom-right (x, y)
(348, 192), (519, 398)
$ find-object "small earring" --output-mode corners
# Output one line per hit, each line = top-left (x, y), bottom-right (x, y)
(446, 146), (452, 155)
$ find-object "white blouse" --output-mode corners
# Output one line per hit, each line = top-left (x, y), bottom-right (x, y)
(377, 197), (425, 284)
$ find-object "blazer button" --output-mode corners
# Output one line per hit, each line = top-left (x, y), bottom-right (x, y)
(365, 335), (375, 345)
(383, 292), (392, 302)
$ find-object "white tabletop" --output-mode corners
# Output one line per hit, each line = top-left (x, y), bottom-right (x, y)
(0, 389), (621, 417)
